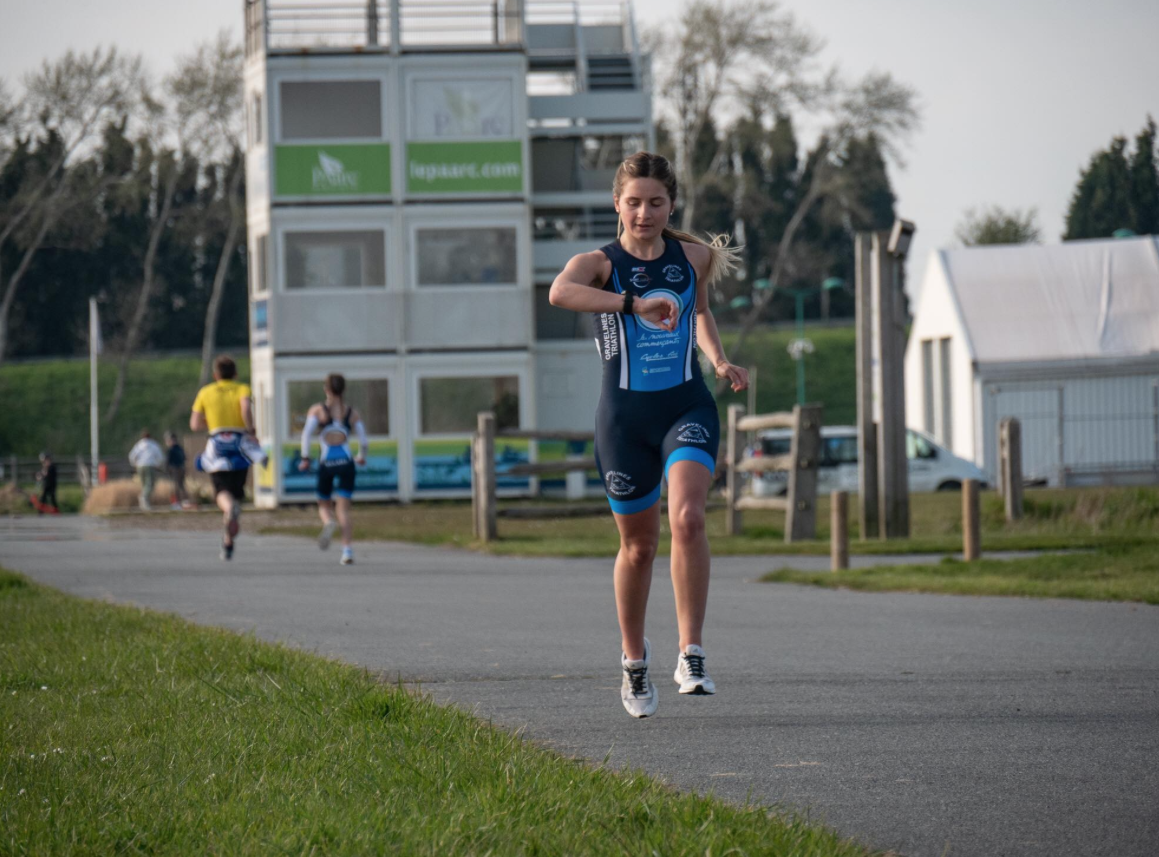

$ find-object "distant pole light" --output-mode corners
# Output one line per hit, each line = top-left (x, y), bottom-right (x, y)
(887, 218), (916, 259)
(822, 276), (845, 292)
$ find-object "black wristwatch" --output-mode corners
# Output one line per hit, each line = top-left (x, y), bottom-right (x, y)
(622, 291), (635, 315)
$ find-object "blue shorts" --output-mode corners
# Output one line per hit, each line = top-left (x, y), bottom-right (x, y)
(317, 460), (356, 500)
(594, 380), (720, 515)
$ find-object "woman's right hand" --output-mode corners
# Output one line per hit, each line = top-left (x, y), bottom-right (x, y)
(634, 296), (679, 331)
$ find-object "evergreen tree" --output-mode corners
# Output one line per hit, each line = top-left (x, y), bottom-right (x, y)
(1065, 134), (1136, 239)
(1128, 116), (1159, 235)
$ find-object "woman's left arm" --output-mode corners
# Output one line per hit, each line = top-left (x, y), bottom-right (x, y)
(687, 243), (748, 392)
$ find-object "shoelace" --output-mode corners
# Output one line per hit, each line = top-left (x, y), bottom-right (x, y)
(624, 665), (649, 695)
(682, 653), (706, 679)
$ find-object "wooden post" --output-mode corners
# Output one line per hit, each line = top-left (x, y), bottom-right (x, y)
(785, 404), (822, 542)
(471, 434), (481, 539)
(746, 365), (758, 451)
(477, 412), (497, 542)
(854, 233), (879, 540)
(963, 478), (981, 561)
(873, 232), (910, 539)
(830, 490), (849, 571)
(1000, 418), (1023, 521)
(726, 404), (744, 535)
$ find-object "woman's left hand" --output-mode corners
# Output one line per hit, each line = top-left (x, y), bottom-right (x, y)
(714, 361), (749, 392)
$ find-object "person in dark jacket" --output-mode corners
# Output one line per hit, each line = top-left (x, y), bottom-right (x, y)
(36, 452), (58, 513)
(165, 432), (188, 509)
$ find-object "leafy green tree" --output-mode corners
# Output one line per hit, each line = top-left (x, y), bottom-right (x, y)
(956, 206), (1041, 246)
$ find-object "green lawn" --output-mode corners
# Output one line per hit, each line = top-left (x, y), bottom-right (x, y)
(0, 567), (875, 856)
(0, 355), (250, 459)
(717, 326), (857, 425)
(0, 326), (859, 462)
(257, 486), (1159, 561)
(762, 544), (1159, 604)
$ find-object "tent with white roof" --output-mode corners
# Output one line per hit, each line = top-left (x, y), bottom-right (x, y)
(904, 235), (1159, 486)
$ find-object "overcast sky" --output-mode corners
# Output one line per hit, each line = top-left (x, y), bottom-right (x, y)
(3, 0), (1158, 297)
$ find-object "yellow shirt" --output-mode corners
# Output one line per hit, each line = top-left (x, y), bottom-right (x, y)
(192, 380), (251, 433)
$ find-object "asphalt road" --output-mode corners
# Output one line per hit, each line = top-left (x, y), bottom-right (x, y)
(2, 516), (1157, 857)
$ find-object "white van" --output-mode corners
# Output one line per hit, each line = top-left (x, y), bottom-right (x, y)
(750, 426), (987, 496)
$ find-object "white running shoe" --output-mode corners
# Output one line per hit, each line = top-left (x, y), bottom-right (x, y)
(318, 521), (337, 550)
(621, 637), (658, 718)
(340, 547), (354, 566)
(674, 644), (715, 695)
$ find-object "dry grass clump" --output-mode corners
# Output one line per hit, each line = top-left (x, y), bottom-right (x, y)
(82, 479), (177, 514)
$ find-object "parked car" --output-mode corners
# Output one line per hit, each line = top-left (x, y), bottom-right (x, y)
(750, 426), (986, 496)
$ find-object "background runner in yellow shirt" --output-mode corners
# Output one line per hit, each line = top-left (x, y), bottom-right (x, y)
(191, 355), (262, 560)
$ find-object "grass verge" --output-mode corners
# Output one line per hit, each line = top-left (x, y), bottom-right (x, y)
(0, 566), (875, 856)
(254, 487), (1159, 560)
(761, 544), (1159, 604)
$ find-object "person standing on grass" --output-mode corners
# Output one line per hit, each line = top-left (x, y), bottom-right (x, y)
(36, 451), (58, 514)
(128, 430), (165, 511)
(190, 355), (267, 561)
(165, 432), (188, 510)
(548, 151), (748, 719)
(298, 373), (367, 566)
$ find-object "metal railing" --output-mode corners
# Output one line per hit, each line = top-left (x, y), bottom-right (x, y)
(245, 1), (636, 55)
(532, 207), (618, 241)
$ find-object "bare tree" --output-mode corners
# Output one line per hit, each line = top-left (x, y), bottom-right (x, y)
(650, 0), (824, 231)
(168, 32), (246, 386)
(723, 72), (920, 377)
(104, 81), (187, 423)
(0, 48), (142, 362)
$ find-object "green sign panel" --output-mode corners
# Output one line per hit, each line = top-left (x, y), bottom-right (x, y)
(275, 143), (392, 197)
(406, 140), (523, 194)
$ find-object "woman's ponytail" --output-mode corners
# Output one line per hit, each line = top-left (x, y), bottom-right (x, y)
(662, 227), (742, 288)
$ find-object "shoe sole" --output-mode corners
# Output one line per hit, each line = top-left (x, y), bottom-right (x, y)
(675, 671), (715, 695)
(623, 700), (658, 718)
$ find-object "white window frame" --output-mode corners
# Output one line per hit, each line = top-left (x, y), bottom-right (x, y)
(273, 208), (394, 295)
(409, 359), (531, 441)
(405, 73), (519, 143)
(273, 71), (391, 145)
(408, 219), (523, 291)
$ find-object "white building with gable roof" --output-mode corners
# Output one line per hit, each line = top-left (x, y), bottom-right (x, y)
(904, 235), (1159, 487)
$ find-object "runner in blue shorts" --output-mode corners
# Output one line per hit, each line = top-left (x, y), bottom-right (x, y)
(299, 374), (367, 566)
(549, 151), (748, 718)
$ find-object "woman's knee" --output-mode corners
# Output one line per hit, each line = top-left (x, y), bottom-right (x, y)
(620, 536), (658, 567)
(670, 503), (706, 544)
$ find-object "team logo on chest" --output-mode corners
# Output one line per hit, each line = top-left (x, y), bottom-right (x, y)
(676, 423), (709, 444)
(629, 265), (651, 289)
(663, 264), (685, 283)
(605, 471), (635, 496)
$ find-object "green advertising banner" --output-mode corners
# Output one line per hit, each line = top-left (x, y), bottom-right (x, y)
(406, 140), (523, 194)
(275, 143), (392, 197)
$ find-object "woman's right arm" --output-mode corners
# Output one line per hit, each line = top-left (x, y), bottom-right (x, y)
(548, 252), (678, 330)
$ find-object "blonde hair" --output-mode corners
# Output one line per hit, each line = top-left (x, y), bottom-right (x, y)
(613, 151), (741, 288)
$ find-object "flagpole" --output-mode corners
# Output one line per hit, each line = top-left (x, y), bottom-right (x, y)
(90, 298), (99, 478)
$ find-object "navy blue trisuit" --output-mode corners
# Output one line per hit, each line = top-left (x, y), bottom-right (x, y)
(593, 236), (720, 514)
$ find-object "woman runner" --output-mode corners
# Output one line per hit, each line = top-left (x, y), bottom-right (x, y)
(548, 151), (748, 718)
(299, 373), (367, 566)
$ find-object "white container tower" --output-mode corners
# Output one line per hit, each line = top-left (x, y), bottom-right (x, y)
(242, 0), (652, 505)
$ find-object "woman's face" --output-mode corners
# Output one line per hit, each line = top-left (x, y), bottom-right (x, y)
(615, 177), (674, 243)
